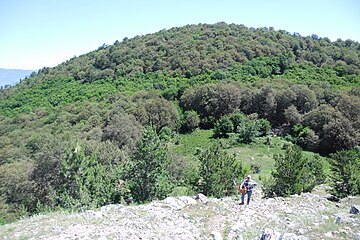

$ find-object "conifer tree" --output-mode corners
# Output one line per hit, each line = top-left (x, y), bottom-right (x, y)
(329, 147), (360, 198)
(125, 127), (173, 202)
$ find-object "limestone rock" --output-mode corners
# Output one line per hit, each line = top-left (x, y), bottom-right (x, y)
(227, 224), (244, 240)
(163, 197), (186, 210)
(195, 193), (208, 204)
(350, 205), (360, 214)
(1, 186), (360, 240)
(179, 196), (197, 205)
(353, 232), (360, 240)
(211, 231), (223, 240)
(281, 232), (300, 239)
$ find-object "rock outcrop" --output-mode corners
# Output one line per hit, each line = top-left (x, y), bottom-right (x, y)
(0, 185), (359, 240)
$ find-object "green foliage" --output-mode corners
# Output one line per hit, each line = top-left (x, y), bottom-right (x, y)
(180, 83), (241, 121)
(13, 23), (358, 86)
(262, 145), (325, 197)
(197, 142), (245, 198)
(302, 105), (359, 154)
(181, 110), (200, 133)
(255, 118), (271, 137)
(0, 161), (35, 211)
(29, 134), (67, 210)
(132, 97), (180, 131)
(213, 115), (234, 137)
(102, 112), (142, 150)
(125, 127), (174, 203)
(284, 105), (302, 125)
(271, 145), (306, 196)
(329, 147), (360, 198)
(229, 112), (248, 133)
(159, 126), (173, 140)
(250, 162), (261, 174)
(237, 121), (259, 144)
(58, 143), (119, 209)
(300, 155), (326, 192)
(170, 186), (196, 197)
(291, 125), (319, 151)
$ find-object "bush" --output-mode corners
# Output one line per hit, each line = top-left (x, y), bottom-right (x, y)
(291, 125), (319, 151)
(170, 186), (195, 197)
(58, 142), (120, 209)
(181, 110), (200, 133)
(300, 155), (326, 192)
(262, 145), (325, 197)
(159, 126), (173, 140)
(261, 176), (277, 198)
(229, 112), (248, 132)
(102, 112), (142, 150)
(213, 115), (234, 138)
(255, 118), (271, 137)
(125, 127), (174, 203)
(329, 147), (360, 198)
(197, 142), (246, 198)
(0, 161), (35, 213)
(237, 121), (259, 144)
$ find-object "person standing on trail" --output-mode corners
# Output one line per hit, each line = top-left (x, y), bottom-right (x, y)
(239, 175), (257, 205)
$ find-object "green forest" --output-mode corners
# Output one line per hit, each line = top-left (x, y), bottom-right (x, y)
(0, 23), (359, 224)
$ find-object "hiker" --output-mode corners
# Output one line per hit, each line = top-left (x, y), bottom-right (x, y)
(239, 175), (257, 205)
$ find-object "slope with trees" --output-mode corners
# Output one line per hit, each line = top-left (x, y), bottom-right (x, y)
(0, 23), (359, 224)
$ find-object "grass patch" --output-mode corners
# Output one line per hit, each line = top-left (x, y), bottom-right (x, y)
(172, 129), (214, 156)
(171, 131), (329, 187)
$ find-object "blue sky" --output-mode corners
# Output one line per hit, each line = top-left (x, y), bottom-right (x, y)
(0, 0), (359, 70)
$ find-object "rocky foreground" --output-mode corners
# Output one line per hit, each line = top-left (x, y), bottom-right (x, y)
(0, 185), (359, 240)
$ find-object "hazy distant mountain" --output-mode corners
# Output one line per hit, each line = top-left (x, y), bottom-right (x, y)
(0, 68), (35, 88)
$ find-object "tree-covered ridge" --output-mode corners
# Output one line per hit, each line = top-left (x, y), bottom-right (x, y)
(1, 58), (359, 118)
(17, 22), (360, 85)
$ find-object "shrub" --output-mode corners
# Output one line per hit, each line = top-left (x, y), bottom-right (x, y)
(170, 186), (196, 197)
(213, 115), (234, 138)
(181, 110), (200, 133)
(124, 127), (174, 202)
(329, 147), (360, 198)
(291, 124), (319, 151)
(197, 142), (245, 198)
(262, 145), (325, 197)
(58, 143), (119, 209)
(159, 126), (173, 140)
(300, 155), (326, 192)
(237, 121), (259, 144)
(102, 112), (142, 150)
(229, 112), (248, 133)
(255, 118), (271, 136)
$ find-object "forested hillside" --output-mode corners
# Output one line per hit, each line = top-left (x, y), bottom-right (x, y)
(0, 23), (359, 224)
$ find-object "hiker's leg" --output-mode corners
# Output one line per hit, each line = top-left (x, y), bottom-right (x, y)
(246, 190), (252, 205)
(241, 193), (245, 204)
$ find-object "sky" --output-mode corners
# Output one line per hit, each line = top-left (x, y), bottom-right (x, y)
(0, 0), (359, 70)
